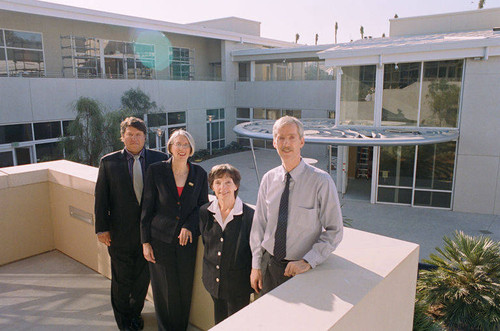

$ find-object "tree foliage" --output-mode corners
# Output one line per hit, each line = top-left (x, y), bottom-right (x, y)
(120, 87), (157, 117)
(417, 231), (500, 330)
(61, 97), (105, 166)
(426, 79), (460, 127)
(478, 0), (485, 9)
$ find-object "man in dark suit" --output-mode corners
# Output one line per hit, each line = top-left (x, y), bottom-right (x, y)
(95, 117), (168, 331)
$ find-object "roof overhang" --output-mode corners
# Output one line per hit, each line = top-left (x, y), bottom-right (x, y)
(0, 0), (294, 47)
(234, 119), (459, 146)
(318, 31), (500, 67)
(231, 44), (333, 62)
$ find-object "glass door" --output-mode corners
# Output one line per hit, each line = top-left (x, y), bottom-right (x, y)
(15, 147), (33, 165)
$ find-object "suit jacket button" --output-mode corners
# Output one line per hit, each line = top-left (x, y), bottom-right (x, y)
(220, 237), (224, 242)
(216, 265), (220, 269)
(217, 251), (221, 256)
(177, 202), (180, 206)
(216, 278), (219, 282)
(176, 216), (180, 220)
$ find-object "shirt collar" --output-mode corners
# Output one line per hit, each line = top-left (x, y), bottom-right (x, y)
(125, 148), (145, 160)
(208, 196), (243, 231)
(279, 158), (306, 182)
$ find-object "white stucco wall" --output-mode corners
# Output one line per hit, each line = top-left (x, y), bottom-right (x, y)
(453, 57), (500, 215)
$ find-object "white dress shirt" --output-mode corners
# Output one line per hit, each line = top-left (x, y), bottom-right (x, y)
(250, 159), (343, 269)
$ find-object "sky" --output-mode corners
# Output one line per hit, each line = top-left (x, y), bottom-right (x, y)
(42, 0), (500, 45)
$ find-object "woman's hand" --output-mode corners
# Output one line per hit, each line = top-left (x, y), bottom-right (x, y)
(178, 228), (192, 246)
(143, 243), (156, 263)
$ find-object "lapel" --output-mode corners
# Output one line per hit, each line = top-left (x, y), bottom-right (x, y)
(119, 149), (136, 200)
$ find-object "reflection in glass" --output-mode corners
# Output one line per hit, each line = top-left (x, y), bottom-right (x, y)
(6, 49), (44, 77)
(340, 65), (376, 125)
(420, 60), (463, 127)
(382, 63), (420, 126)
(283, 110), (301, 118)
(147, 113), (166, 127)
(253, 108), (266, 119)
(414, 191), (451, 208)
(416, 142), (456, 190)
(266, 109), (280, 120)
(0, 32), (3, 46)
(0, 124), (33, 144)
(0, 50), (6, 76)
(0, 151), (14, 168)
(36, 142), (63, 162)
(5, 30), (43, 49)
(168, 112), (186, 125)
(378, 145), (415, 187)
(237, 108), (250, 118)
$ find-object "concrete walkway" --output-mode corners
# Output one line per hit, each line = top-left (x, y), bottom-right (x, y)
(199, 150), (500, 261)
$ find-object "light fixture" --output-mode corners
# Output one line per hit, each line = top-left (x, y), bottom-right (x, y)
(394, 63), (399, 70)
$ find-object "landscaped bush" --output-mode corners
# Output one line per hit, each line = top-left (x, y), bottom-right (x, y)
(416, 231), (500, 331)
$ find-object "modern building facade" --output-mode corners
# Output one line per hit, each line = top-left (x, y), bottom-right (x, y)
(1, 0), (499, 215)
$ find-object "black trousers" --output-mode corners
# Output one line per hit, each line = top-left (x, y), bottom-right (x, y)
(149, 239), (197, 331)
(211, 294), (250, 325)
(108, 245), (149, 330)
(261, 251), (292, 295)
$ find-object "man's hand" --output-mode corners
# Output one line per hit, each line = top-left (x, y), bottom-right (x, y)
(250, 268), (263, 293)
(143, 243), (156, 263)
(97, 232), (111, 246)
(178, 228), (192, 246)
(284, 259), (311, 277)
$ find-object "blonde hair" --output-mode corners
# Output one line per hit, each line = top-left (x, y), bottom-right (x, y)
(167, 129), (195, 157)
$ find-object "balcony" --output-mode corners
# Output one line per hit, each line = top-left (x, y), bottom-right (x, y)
(0, 160), (419, 330)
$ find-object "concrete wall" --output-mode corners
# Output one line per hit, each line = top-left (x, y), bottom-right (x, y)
(0, 9), (222, 79)
(188, 17), (261, 37)
(0, 161), (420, 330)
(390, 7), (500, 37)
(234, 80), (336, 110)
(453, 57), (500, 215)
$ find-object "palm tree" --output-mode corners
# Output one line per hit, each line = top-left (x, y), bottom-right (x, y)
(315, 33), (318, 45)
(335, 22), (338, 44)
(417, 231), (500, 330)
(295, 33), (300, 44)
(360, 26), (364, 39)
(394, 14), (398, 18)
(478, 0), (485, 9)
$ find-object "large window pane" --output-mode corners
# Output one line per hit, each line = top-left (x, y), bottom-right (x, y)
(414, 191), (452, 208)
(147, 113), (166, 127)
(62, 120), (73, 136)
(103, 41), (125, 56)
(207, 109), (219, 120)
(0, 124), (33, 144)
(253, 108), (265, 119)
(377, 187), (412, 204)
(0, 151), (14, 167)
(266, 109), (280, 120)
(415, 142), (456, 190)
(168, 112), (186, 125)
(0, 32), (4, 46)
(382, 63), (420, 126)
(7, 49), (44, 76)
(237, 108), (250, 118)
(0, 49), (6, 76)
(36, 142), (63, 162)
(5, 30), (43, 49)
(420, 60), (463, 127)
(283, 110), (301, 118)
(340, 65), (376, 125)
(378, 145), (415, 187)
(34, 122), (61, 140)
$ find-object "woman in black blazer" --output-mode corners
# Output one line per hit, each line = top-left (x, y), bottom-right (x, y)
(199, 164), (254, 325)
(141, 129), (208, 331)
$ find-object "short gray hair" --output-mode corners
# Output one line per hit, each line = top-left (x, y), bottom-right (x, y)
(167, 129), (196, 157)
(272, 116), (304, 139)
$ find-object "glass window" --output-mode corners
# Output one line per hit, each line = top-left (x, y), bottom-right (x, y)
(266, 109), (280, 120)
(6, 49), (44, 77)
(382, 63), (420, 126)
(237, 108), (250, 118)
(415, 142), (456, 190)
(171, 47), (192, 80)
(103, 41), (125, 56)
(0, 32), (4, 46)
(206, 109), (219, 121)
(414, 191), (452, 208)
(253, 108), (266, 119)
(420, 60), (463, 127)
(36, 142), (63, 162)
(378, 145), (415, 187)
(239, 62), (249, 81)
(5, 30), (43, 49)
(0, 124), (33, 144)
(283, 110), (301, 118)
(62, 120), (73, 136)
(0, 50), (6, 77)
(377, 187), (412, 204)
(0, 151), (14, 168)
(340, 65), (376, 125)
(168, 126), (185, 137)
(147, 113), (167, 127)
(167, 112), (186, 125)
(34, 122), (61, 140)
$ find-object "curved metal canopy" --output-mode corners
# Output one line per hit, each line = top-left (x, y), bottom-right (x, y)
(233, 119), (459, 146)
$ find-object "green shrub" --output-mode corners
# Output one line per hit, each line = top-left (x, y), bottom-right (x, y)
(417, 231), (500, 331)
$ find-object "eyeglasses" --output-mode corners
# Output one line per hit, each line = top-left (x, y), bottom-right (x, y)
(172, 143), (190, 149)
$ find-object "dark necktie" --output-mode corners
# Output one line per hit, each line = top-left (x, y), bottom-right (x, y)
(273, 172), (291, 261)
